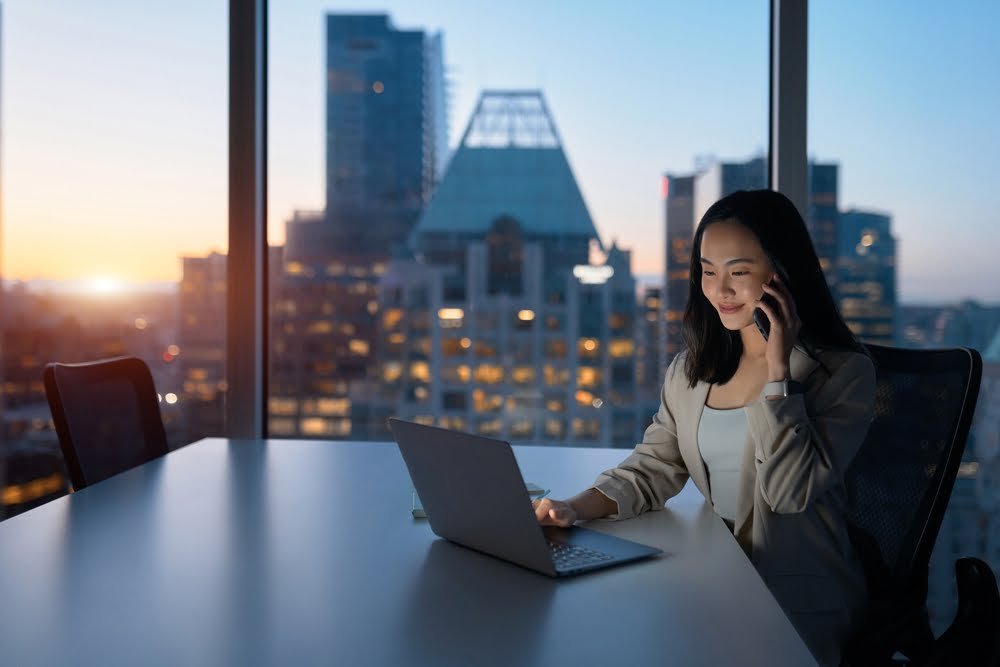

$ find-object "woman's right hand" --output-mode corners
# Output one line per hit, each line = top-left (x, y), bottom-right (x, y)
(534, 497), (578, 527)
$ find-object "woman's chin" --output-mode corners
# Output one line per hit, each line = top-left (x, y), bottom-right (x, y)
(717, 313), (752, 331)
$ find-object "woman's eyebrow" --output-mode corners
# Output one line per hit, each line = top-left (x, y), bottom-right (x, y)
(700, 257), (758, 265)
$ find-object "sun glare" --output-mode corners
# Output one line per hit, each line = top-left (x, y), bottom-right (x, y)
(88, 277), (123, 294)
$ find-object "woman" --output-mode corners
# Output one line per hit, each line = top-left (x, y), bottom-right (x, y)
(535, 189), (875, 667)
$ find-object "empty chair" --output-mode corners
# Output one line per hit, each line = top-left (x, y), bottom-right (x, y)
(842, 345), (999, 666)
(43, 356), (169, 491)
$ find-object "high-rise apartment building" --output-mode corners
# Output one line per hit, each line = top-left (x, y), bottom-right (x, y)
(836, 209), (897, 345)
(374, 91), (642, 447)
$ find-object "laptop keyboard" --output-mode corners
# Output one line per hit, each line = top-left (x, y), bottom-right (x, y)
(548, 542), (615, 571)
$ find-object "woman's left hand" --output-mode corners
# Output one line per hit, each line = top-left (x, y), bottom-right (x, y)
(757, 276), (801, 381)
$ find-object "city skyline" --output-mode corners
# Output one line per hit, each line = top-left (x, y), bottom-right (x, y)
(2, 2), (999, 302)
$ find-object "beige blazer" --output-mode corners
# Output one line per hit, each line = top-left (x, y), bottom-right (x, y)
(593, 345), (875, 667)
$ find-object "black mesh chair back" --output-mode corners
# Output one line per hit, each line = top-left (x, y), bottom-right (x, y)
(43, 357), (169, 491)
(844, 345), (982, 663)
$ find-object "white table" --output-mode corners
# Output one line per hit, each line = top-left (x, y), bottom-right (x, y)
(0, 438), (817, 666)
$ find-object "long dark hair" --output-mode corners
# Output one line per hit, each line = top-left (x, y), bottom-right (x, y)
(682, 189), (865, 386)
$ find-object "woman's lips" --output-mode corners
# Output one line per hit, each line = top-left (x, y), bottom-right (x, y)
(718, 303), (744, 314)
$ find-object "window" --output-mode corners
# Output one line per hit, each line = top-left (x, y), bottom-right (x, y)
(810, 1), (1000, 634)
(1, 3), (227, 519)
(264, 3), (765, 447)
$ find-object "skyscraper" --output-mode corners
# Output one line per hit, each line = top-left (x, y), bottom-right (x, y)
(836, 209), (897, 345)
(374, 91), (642, 447)
(662, 174), (695, 364)
(809, 162), (839, 284)
(325, 13), (447, 251)
(269, 14), (448, 439)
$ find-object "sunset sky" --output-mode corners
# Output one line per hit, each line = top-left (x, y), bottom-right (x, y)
(2, 1), (998, 302)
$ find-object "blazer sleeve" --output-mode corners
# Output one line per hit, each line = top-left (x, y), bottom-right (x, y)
(743, 350), (876, 514)
(591, 354), (691, 520)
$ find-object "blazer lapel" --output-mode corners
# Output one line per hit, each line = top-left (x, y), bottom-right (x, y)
(732, 345), (821, 550)
(678, 378), (712, 498)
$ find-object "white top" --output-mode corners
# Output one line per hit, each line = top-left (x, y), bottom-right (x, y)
(697, 405), (749, 522)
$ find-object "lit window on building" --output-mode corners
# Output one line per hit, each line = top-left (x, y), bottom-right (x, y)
(349, 339), (370, 356)
(510, 420), (533, 437)
(477, 418), (503, 436)
(306, 321), (334, 335)
(409, 361), (431, 382)
(438, 416), (466, 431)
(575, 390), (594, 406)
(578, 338), (600, 356)
(285, 261), (307, 275)
(316, 398), (350, 416)
(300, 417), (334, 436)
(512, 367), (535, 385)
(475, 364), (504, 384)
(269, 397), (298, 416)
(382, 362), (403, 383)
(609, 339), (634, 357)
(544, 418), (565, 438)
(577, 367), (602, 388)
(441, 364), (471, 384)
(472, 389), (503, 412)
(544, 365), (569, 387)
(438, 308), (464, 327)
(269, 418), (296, 435)
(383, 308), (404, 330)
(326, 262), (346, 276)
(545, 398), (565, 413)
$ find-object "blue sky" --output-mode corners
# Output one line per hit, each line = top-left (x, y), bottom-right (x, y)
(3, 1), (999, 302)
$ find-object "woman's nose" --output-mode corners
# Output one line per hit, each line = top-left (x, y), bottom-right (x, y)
(716, 276), (735, 296)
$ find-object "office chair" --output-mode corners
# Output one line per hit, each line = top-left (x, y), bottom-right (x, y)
(841, 345), (1000, 666)
(43, 356), (169, 491)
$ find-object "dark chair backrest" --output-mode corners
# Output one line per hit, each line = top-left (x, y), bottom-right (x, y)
(844, 345), (982, 659)
(43, 357), (169, 491)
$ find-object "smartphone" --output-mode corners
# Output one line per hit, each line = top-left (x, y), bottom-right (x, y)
(753, 285), (779, 341)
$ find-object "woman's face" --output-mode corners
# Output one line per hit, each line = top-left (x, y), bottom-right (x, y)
(699, 219), (775, 331)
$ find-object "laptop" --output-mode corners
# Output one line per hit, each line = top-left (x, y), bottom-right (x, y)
(389, 418), (662, 577)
